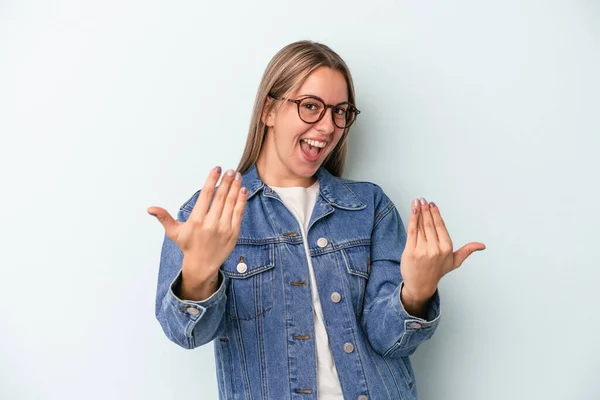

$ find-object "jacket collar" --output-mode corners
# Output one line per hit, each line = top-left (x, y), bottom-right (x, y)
(242, 162), (366, 210)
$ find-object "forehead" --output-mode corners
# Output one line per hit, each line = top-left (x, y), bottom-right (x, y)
(293, 66), (349, 103)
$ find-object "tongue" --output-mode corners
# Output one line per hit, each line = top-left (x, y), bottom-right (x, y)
(300, 140), (320, 158)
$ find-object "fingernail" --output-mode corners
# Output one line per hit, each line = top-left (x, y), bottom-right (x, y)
(430, 202), (436, 208)
(412, 207), (418, 214)
(413, 198), (419, 208)
(235, 172), (242, 180)
(226, 169), (234, 177)
(241, 187), (248, 194)
(419, 198), (427, 205)
(215, 166), (222, 174)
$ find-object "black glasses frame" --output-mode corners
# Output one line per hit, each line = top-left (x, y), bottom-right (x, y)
(269, 94), (361, 129)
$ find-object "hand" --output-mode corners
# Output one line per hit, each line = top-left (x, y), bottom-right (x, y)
(400, 197), (486, 302)
(147, 166), (248, 288)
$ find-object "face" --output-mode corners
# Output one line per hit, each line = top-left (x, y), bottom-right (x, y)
(257, 66), (349, 187)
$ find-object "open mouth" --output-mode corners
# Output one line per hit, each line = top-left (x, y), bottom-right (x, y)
(299, 138), (326, 162)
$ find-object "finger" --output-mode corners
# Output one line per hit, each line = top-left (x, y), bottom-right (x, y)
(405, 198), (420, 249)
(429, 201), (452, 248)
(147, 206), (180, 239)
(189, 166), (223, 220)
(230, 187), (249, 234)
(416, 200), (427, 246)
(220, 171), (243, 224)
(206, 169), (237, 221)
(452, 242), (487, 270)
(419, 198), (439, 246)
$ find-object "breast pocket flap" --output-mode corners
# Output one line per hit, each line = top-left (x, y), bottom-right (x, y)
(221, 244), (274, 279)
(342, 244), (371, 279)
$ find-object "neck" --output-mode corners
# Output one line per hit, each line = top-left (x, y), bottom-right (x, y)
(256, 153), (317, 188)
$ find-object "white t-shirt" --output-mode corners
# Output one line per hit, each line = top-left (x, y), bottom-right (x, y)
(270, 179), (344, 400)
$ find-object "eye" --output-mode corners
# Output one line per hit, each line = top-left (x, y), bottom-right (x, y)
(333, 106), (347, 116)
(302, 102), (320, 111)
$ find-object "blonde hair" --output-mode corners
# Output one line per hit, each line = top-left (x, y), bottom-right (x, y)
(236, 40), (357, 177)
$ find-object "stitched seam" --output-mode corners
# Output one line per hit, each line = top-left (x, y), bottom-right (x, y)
(340, 180), (367, 207)
(225, 305), (273, 321)
(364, 342), (394, 399)
(333, 243), (370, 396)
(309, 238), (371, 257)
(236, 236), (303, 245)
(259, 196), (294, 398)
(382, 357), (402, 398)
(257, 296), (269, 400)
(222, 263), (275, 278)
(233, 317), (252, 399)
(399, 356), (414, 389)
(216, 341), (230, 400)
(373, 201), (396, 229)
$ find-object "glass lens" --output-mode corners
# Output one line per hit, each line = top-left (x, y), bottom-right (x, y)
(298, 97), (325, 123)
(343, 106), (356, 128)
(333, 103), (355, 128)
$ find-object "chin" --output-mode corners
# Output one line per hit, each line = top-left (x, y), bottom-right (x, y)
(292, 162), (321, 177)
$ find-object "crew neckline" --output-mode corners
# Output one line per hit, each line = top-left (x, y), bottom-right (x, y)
(269, 179), (320, 191)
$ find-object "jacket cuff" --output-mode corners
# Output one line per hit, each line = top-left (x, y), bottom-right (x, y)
(394, 281), (441, 329)
(166, 269), (228, 321)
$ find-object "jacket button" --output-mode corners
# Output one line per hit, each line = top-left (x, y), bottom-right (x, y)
(317, 237), (328, 248)
(186, 307), (199, 315)
(236, 262), (248, 273)
(358, 396), (368, 400)
(343, 342), (354, 353)
(330, 292), (341, 303)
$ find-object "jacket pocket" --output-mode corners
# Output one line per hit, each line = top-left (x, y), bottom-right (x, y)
(221, 243), (275, 320)
(399, 356), (415, 390)
(216, 337), (233, 398)
(340, 243), (371, 317)
(382, 355), (415, 395)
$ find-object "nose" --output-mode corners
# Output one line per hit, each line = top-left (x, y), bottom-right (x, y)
(314, 106), (335, 135)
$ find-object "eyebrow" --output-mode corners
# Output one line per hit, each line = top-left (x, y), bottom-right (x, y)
(297, 94), (349, 104)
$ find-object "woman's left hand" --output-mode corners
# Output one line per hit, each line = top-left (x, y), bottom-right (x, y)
(400, 197), (486, 303)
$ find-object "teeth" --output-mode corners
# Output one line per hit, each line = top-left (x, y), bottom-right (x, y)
(301, 138), (327, 148)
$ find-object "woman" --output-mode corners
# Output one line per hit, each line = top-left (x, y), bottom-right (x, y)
(148, 40), (486, 400)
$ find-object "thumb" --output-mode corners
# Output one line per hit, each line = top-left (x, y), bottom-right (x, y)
(147, 207), (179, 237)
(452, 242), (486, 270)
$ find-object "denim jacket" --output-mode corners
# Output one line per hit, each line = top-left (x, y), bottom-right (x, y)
(155, 163), (441, 400)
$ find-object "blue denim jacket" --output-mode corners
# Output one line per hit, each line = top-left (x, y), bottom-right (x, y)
(155, 163), (441, 400)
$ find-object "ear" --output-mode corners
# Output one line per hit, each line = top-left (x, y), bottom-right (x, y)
(261, 97), (275, 127)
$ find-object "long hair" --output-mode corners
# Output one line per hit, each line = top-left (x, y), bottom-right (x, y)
(236, 40), (357, 177)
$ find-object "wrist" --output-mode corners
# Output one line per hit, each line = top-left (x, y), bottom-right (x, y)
(181, 256), (220, 285)
(180, 264), (221, 301)
(400, 282), (437, 320)
(181, 267), (218, 289)
(402, 283), (436, 304)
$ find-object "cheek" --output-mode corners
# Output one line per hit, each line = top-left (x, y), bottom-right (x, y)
(275, 106), (298, 126)
(274, 110), (311, 140)
(331, 130), (345, 147)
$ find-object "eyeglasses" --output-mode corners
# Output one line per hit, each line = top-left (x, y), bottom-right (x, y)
(268, 94), (361, 129)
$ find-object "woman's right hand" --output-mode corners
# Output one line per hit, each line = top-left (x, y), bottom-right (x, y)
(147, 166), (248, 300)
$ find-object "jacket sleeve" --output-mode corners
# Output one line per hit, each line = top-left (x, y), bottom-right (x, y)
(360, 193), (441, 358)
(154, 206), (229, 350)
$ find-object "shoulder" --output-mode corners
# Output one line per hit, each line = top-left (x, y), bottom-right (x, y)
(335, 176), (397, 217)
(179, 189), (202, 214)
